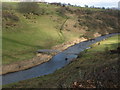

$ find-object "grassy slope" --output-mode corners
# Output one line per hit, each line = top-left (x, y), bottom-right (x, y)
(3, 14), (61, 64)
(3, 35), (120, 88)
(2, 3), (81, 65)
(2, 2), (119, 65)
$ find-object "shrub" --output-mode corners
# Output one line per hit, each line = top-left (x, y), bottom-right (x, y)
(84, 32), (95, 39)
(56, 7), (67, 18)
(18, 2), (44, 15)
(2, 10), (19, 21)
(65, 7), (74, 14)
(85, 9), (93, 14)
(73, 24), (77, 28)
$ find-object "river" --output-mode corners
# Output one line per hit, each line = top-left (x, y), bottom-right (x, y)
(1, 33), (119, 85)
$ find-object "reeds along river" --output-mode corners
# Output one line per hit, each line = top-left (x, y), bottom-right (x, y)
(1, 33), (119, 85)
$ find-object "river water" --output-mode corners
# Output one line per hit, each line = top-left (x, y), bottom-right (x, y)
(1, 33), (119, 85)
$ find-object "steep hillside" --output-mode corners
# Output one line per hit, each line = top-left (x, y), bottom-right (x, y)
(2, 2), (120, 65)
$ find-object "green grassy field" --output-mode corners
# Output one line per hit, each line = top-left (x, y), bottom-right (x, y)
(86, 35), (120, 53)
(3, 35), (120, 88)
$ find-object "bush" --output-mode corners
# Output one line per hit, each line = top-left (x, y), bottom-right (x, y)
(85, 9), (93, 14)
(56, 7), (67, 18)
(65, 7), (74, 14)
(84, 32), (95, 39)
(73, 24), (77, 28)
(18, 2), (44, 15)
(2, 10), (19, 21)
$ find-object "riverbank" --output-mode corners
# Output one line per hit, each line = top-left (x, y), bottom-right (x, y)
(1, 32), (115, 75)
(1, 54), (52, 75)
(52, 37), (87, 51)
(3, 34), (119, 88)
(1, 37), (88, 75)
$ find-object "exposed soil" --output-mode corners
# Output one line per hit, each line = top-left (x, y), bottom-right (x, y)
(1, 54), (52, 75)
(52, 37), (87, 51)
